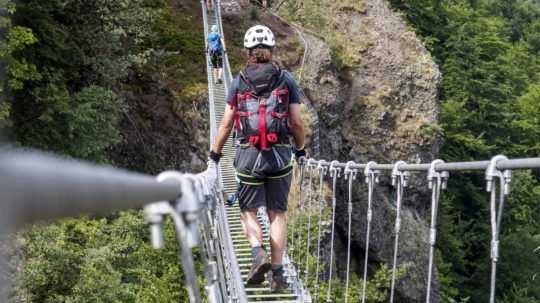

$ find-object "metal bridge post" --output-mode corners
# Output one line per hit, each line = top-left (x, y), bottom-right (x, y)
(485, 155), (511, 303)
(389, 161), (410, 303)
(425, 159), (448, 303)
(360, 161), (380, 303)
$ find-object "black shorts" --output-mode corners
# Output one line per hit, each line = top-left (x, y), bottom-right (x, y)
(210, 52), (223, 68)
(234, 146), (293, 212)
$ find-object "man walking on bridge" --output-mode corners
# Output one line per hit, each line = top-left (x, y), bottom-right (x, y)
(210, 25), (306, 292)
(207, 25), (226, 84)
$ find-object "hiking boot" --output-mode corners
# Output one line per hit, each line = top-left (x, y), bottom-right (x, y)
(270, 267), (288, 292)
(246, 248), (271, 285)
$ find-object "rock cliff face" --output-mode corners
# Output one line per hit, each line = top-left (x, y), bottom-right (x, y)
(228, 0), (442, 301)
(299, 2), (442, 302)
(110, 0), (210, 175)
(299, 4), (441, 303)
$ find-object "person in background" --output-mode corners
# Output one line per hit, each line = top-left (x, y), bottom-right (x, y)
(207, 25), (226, 84)
(206, 0), (214, 11)
(209, 25), (306, 292)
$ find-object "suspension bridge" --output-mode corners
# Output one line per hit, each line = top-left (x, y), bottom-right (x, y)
(1, 2), (540, 303)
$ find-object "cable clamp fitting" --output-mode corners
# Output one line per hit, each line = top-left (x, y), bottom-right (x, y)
(317, 159), (329, 176)
(329, 160), (342, 178)
(391, 161), (410, 188)
(344, 161), (358, 180)
(157, 171), (202, 248)
(364, 161), (380, 184)
(307, 158), (318, 171)
(485, 155), (511, 195)
(491, 240), (499, 261)
(143, 201), (171, 250)
(428, 159), (449, 190)
(429, 227), (437, 246)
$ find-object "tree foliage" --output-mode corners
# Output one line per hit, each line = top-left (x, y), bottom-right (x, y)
(0, 0), (40, 128)
(4, 0), (207, 301)
(15, 212), (188, 303)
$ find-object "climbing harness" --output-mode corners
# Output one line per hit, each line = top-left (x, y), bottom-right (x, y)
(389, 161), (410, 303)
(325, 160), (341, 303)
(314, 160), (329, 300)
(361, 161), (380, 303)
(425, 160), (449, 303)
(485, 155), (512, 303)
(343, 161), (358, 303)
(304, 158), (318, 282)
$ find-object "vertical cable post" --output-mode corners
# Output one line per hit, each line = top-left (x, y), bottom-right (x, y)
(325, 160), (341, 303)
(485, 155), (511, 303)
(425, 160), (448, 303)
(361, 161), (380, 303)
(389, 161), (410, 303)
(314, 159), (328, 300)
(343, 161), (358, 303)
(304, 158), (318, 283)
(291, 157), (306, 263)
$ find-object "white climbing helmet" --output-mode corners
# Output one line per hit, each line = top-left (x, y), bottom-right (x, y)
(243, 25), (275, 49)
(211, 25), (219, 33)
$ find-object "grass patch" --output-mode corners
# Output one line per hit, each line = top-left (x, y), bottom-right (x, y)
(278, 0), (369, 68)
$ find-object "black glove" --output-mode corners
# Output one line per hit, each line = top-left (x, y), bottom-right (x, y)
(294, 148), (307, 160)
(209, 150), (222, 163)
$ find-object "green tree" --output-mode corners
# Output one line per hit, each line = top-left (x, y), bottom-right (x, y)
(16, 212), (189, 302)
(389, 0), (540, 301)
(0, 0), (40, 128)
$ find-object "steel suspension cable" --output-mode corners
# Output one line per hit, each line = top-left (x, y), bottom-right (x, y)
(290, 159), (305, 262)
(325, 161), (341, 303)
(389, 161), (410, 303)
(314, 160), (329, 300)
(291, 162), (311, 270)
(425, 160), (448, 303)
(344, 161), (358, 303)
(304, 159), (317, 282)
(361, 162), (380, 303)
(486, 156), (512, 303)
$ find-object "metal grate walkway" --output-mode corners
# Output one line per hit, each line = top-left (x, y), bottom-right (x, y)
(203, 2), (308, 301)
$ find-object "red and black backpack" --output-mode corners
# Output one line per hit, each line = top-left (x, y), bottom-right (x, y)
(234, 62), (290, 150)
